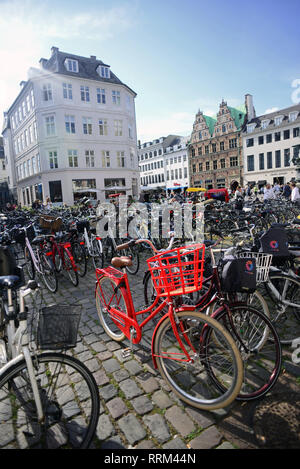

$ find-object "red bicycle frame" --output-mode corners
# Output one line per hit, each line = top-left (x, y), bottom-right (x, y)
(50, 236), (77, 273)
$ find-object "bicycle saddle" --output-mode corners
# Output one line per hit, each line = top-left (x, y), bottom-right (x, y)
(0, 275), (22, 289)
(111, 256), (133, 268)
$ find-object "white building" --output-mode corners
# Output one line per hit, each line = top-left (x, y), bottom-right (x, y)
(2, 47), (140, 206)
(138, 135), (190, 194)
(242, 103), (300, 187)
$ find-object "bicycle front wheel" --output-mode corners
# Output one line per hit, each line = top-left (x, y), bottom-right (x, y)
(72, 242), (87, 277)
(153, 311), (243, 410)
(39, 252), (58, 293)
(64, 248), (79, 287)
(0, 352), (100, 449)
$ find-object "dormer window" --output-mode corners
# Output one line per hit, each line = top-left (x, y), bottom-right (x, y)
(97, 65), (110, 79)
(274, 115), (283, 126)
(289, 111), (298, 122)
(261, 119), (269, 129)
(65, 59), (78, 73)
(247, 123), (256, 133)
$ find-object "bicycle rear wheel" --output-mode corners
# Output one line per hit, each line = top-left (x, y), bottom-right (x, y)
(0, 352), (100, 449)
(64, 248), (79, 287)
(39, 252), (58, 293)
(153, 311), (243, 410)
(71, 242), (87, 277)
(212, 305), (282, 401)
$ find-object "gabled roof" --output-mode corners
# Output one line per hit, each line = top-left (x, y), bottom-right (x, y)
(228, 105), (247, 130)
(243, 103), (300, 132)
(203, 115), (217, 135)
(40, 48), (137, 96)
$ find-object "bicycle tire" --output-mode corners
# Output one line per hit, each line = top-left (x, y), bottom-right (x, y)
(0, 352), (100, 449)
(153, 311), (243, 410)
(95, 276), (127, 341)
(211, 304), (282, 400)
(71, 242), (87, 277)
(24, 246), (35, 280)
(264, 273), (300, 344)
(64, 248), (79, 287)
(39, 252), (58, 293)
(121, 244), (140, 275)
(91, 238), (104, 270)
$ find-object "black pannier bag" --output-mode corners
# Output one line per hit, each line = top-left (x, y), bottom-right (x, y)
(259, 227), (290, 261)
(76, 220), (90, 233)
(221, 257), (257, 293)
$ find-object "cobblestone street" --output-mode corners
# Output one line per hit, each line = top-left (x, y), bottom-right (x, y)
(38, 252), (300, 450)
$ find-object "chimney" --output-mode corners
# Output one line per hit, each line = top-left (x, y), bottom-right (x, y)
(245, 94), (255, 121)
(51, 46), (59, 56)
(90, 55), (96, 61)
(39, 58), (48, 69)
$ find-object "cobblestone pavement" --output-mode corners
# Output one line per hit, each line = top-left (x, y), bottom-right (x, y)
(39, 252), (300, 450)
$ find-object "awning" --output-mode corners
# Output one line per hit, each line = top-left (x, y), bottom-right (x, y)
(186, 187), (206, 192)
(166, 185), (188, 190)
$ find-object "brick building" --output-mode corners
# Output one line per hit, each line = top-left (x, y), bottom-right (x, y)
(188, 95), (254, 189)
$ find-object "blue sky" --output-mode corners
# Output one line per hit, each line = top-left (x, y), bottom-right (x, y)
(0, 0), (299, 141)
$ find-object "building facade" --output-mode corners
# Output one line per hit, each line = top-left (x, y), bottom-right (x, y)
(2, 47), (139, 206)
(138, 135), (190, 194)
(242, 104), (300, 187)
(188, 95), (254, 189)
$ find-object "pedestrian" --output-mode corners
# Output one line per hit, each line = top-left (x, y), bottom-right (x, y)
(291, 183), (300, 204)
(283, 182), (292, 199)
(234, 186), (244, 210)
(263, 183), (275, 203)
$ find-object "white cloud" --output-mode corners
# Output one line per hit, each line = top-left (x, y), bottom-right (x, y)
(264, 107), (279, 114)
(136, 111), (193, 142)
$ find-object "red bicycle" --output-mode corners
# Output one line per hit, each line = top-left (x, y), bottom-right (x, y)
(49, 232), (79, 287)
(95, 238), (243, 411)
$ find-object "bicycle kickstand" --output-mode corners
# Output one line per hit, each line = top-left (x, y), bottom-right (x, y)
(122, 327), (135, 359)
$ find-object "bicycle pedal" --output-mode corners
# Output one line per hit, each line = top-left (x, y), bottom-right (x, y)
(122, 347), (132, 359)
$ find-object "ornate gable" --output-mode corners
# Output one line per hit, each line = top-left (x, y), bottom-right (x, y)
(191, 110), (211, 143)
(213, 100), (237, 137)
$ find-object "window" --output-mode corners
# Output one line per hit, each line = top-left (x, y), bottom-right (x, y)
(99, 119), (108, 135)
(31, 156), (36, 174)
(82, 117), (92, 135)
(213, 160), (217, 169)
(198, 147), (202, 156)
(65, 115), (76, 134)
(206, 161), (210, 171)
(220, 141), (224, 151)
(63, 83), (73, 100)
(217, 178), (225, 188)
(36, 154), (41, 172)
(212, 143), (216, 153)
(284, 149), (290, 167)
(282, 129), (290, 140)
(222, 124), (226, 132)
(274, 132), (281, 141)
(275, 150), (281, 168)
(230, 156), (238, 167)
(102, 150), (110, 168)
(220, 158), (225, 168)
(114, 120), (123, 136)
(205, 145), (209, 154)
(261, 120), (269, 130)
(293, 127), (300, 138)
(289, 111), (298, 122)
(68, 150), (78, 167)
(112, 90), (120, 105)
(26, 95), (30, 113)
(191, 148), (195, 157)
(45, 115), (56, 136)
(275, 115), (283, 126)
(98, 66), (110, 79)
(22, 101), (26, 118)
(43, 84), (52, 102)
(184, 167), (187, 178)
(49, 151), (58, 169)
(229, 138), (237, 148)
(85, 150), (95, 168)
(247, 155), (254, 171)
(246, 138), (254, 147)
(266, 133), (272, 143)
(258, 135), (264, 145)
(24, 129), (28, 147)
(259, 153), (264, 170)
(96, 88), (106, 104)
(247, 124), (255, 133)
(30, 89), (35, 108)
(29, 125), (33, 143)
(80, 86), (90, 102)
(267, 152), (272, 169)
(33, 122), (37, 140)
(65, 59), (78, 72)
(128, 125), (133, 139)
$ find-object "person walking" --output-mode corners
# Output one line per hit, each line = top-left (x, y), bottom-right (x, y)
(263, 183), (275, 203)
(291, 182), (300, 205)
(283, 182), (292, 199)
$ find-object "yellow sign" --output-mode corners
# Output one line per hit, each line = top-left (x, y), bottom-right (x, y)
(186, 187), (206, 192)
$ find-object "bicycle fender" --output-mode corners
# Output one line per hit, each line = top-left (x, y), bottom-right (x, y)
(0, 353), (24, 377)
(151, 312), (170, 369)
